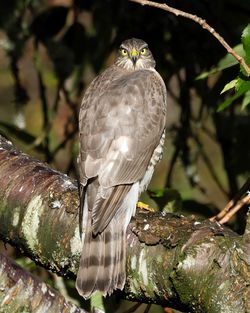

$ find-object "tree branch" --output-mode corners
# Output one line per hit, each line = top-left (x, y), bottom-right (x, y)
(130, 0), (250, 76)
(0, 135), (249, 312)
(0, 252), (88, 313)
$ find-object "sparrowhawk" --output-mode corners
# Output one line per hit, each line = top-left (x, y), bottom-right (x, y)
(76, 38), (167, 298)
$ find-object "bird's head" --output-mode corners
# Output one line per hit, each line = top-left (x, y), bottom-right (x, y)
(115, 38), (156, 70)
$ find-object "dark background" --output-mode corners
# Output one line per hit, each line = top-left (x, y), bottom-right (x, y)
(0, 0), (249, 311)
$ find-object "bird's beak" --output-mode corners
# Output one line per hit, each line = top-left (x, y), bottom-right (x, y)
(130, 49), (139, 65)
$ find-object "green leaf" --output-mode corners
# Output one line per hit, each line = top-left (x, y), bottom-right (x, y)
(220, 79), (237, 94)
(217, 44), (245, 70)
(235, 79), (250, 92)
(241, 90), (250, 109)
(196, 69), (215, 80)
(196, 44), (245, 80)
(217, 88), (245, 112)
(242, 24), (250, 54)
(241, 24), (250, 75)
(218, 78), (250, 111)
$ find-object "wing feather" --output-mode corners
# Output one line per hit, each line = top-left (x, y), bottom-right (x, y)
(78, 66), (166, 232)
(92, 184), (132, 235)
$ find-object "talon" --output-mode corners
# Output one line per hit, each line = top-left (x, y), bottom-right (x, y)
(137, 201), (155, 212)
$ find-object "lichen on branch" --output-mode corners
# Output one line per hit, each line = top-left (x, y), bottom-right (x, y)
(0, 135), (249, 312)
(0, 252), (86, 313)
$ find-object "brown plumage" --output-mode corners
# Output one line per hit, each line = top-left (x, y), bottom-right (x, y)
(76, 38), (167, 298)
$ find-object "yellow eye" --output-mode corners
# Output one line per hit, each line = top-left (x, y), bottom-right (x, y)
(140, 48), (147, 55)
(120, 48), (128, 56)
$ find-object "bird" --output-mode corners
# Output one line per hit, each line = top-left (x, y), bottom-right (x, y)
(76, 38), (167, 298)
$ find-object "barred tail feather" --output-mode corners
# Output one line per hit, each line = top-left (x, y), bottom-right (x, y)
(76, 216), (127, 298)
(76, 182), (139, 298)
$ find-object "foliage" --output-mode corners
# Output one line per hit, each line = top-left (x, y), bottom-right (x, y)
(198, 24), (250, 111)
(0, 0), (250, 311)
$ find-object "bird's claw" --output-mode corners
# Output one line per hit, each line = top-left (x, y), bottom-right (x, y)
(137, 201), (155, 212)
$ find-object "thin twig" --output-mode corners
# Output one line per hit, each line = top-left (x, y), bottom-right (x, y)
(210, 192), (250, 224)
(210, 178), (250, 223)
(130, 0), (250, 76)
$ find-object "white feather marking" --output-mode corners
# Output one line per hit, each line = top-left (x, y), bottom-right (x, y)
(116, 182), (139, 229)
(104, 150), (119, 173)
(80, 192), (89, 242)
(126, 107), (131, 114)
(117, 136), (130, 154)
(139, 166), (154, 194)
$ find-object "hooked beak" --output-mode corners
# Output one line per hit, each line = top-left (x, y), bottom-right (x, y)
(130, 49), (139, 65)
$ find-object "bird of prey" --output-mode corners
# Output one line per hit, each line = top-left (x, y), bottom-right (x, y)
(76, 38), (167, 298)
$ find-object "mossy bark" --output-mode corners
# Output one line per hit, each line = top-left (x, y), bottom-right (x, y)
(0, 252), (86, 313)
(0, 135), (249, 312)
(126, 212), (250, 312)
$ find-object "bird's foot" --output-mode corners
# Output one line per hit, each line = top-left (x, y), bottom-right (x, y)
(137, 201), (155, 212)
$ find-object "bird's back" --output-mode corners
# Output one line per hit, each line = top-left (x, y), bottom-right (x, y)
(76, 38), (167, 299)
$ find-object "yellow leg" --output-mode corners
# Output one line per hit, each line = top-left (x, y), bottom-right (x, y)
(137, 201), (155, 212)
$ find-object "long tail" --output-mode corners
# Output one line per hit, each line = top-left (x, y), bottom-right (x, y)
(76, 212), (127, 298)
(76, 181), (139, 298)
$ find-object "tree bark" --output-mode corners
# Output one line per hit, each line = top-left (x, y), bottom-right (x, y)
(0, 252), (88, 313)
(0, 135), (249, 312)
